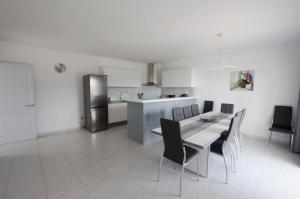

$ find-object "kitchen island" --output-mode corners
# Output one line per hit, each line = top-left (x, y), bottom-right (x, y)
(127, 97), (199, 145)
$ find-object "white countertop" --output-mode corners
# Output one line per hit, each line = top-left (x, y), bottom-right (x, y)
(126, 97), (199, 103)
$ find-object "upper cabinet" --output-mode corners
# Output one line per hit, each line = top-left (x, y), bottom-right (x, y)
(102, 67), (141, 87)
(162, 68), (197, 87)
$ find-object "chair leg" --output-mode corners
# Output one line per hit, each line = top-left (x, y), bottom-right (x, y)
(268, 131), (273, 145)
(230, 149), (233, 170)
(223, 155), (228, 184)
(234, 133), (240, 151)
(157, 155), (164, 182)
(179, 165), (184, 197)
(233, 135), (240, 159)
(197, 155), (200, 182)
(239, 133), (244, 152)
(230, 150), (236, 173)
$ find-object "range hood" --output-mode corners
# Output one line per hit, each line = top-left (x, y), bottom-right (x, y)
(144, 63), (159, 86)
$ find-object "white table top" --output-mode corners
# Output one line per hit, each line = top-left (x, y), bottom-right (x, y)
(151, 112), (233, 149)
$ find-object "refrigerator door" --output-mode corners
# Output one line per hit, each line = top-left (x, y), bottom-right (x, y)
(90, 75), (108, 108)
(90, 107), (108, 132)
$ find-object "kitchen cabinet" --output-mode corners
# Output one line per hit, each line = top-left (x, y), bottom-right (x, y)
(103, 67), (141, 87)
(108, 102), (127, 124)
(162, 68), (196, 87)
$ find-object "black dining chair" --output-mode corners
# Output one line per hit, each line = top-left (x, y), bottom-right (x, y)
(172, 107), (185, 121)
(158, 118), (200, 196)
(203, 100), (214, 113)
(210, 115), (240, 183)
(183, 106), (193, 119)
(191, 104), (200, 116)
(221, 103), (234, 114)
(232, 110), (243, 159)
(269, 106), (293, 144)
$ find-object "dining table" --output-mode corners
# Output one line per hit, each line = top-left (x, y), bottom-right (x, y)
(151, 111), (233, 178)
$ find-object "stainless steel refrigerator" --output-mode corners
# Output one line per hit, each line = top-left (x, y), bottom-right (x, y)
(83, 75), (108, 132)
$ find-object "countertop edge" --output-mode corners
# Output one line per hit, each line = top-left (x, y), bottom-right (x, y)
(126, 97), (200, 103)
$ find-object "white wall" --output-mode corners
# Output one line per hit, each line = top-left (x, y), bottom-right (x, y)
(163, 44), (300, 143)
(0, 41), (147, 135)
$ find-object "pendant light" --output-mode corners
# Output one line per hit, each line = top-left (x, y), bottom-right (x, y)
(209, 33), (236, 70)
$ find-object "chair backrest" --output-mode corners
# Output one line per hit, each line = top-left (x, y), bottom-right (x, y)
(235, 110), (243, 134)
(172, 107), (185, 121)
(235, 110), (242, 117)
(183, 106), (193, 119)
(160, 118), (184, 164)
(222, 115), (240, 155)
(240, 108), (246, 127)
(241, 108), (246, 123)
(191, 104), (200, 116)
(221, 103), (234, 114)
(203, 100), (214, 113)
(272, 106), (292, 129)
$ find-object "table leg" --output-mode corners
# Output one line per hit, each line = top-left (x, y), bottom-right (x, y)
(186, 147), (209, 178)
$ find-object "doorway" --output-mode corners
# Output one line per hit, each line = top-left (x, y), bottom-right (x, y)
(0, 62), (37, 144)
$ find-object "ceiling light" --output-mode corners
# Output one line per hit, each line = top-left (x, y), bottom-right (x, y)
(208, 33), (237, 70)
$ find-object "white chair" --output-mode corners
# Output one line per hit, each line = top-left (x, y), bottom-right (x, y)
(210, 115), (240, 183)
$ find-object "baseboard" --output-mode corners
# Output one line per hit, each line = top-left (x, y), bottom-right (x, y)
(242, 132), (290, 145)
(38, 123), (127, 137)
(38, 127), (81, 137)
(109, 121), (127, 127)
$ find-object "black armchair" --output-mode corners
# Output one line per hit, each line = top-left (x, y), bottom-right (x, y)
(172, 107), (185, 121)
(269, 106), (293, 143)
(183, 106), (193, 119)
(191, 104), (200, 116)
(203, 100), (214, 113)
(221, 103), (234, 114)
(210, 115), (240, 183)
(158, 118), (200, 196)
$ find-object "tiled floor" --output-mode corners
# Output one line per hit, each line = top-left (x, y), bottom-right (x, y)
(0, 125), (299, 199)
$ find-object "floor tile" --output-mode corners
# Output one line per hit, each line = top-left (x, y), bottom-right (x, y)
(0, 125), (298, 199)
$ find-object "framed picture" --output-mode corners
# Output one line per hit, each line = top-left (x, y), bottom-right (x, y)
(230, 70), (254, 91)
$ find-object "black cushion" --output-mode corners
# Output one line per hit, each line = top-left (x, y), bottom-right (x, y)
(161, 119), (184, 164)
(210, 117), (235, 155)
(183, 106), (193, 119)
(191, 104), (200, 116)
(160, 118), (199, 165)
(210, 137), (224, 155)
(221, 103), (234, 114)
(269, 127), (293, 134)
(219, 130), (229, 140)
(185, 146), (199, 163)
(272, 106), (292, 129)
(269, 106), (293, 134)
(203, 101), (214, 113)
(172, 107), (185, 121)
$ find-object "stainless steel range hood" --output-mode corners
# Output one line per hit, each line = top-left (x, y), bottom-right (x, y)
(144, 63), (159, 86)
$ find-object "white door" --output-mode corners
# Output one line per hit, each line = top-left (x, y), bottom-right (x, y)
(0, 62), (37, 144)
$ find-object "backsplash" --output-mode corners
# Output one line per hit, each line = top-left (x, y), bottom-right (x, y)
(108, 87), (195, 101)
(108, 87), (162, 101)
(161, 87), (194, 97)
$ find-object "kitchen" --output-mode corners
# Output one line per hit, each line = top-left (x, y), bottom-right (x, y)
(83, 63), (198, 143)
(108, 65), (197, 129)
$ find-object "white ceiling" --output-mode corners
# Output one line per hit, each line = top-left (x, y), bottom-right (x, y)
(0, 0), (300, 63)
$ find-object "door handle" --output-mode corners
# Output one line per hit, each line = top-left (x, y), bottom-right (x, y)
(26, 104), (35, 107)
